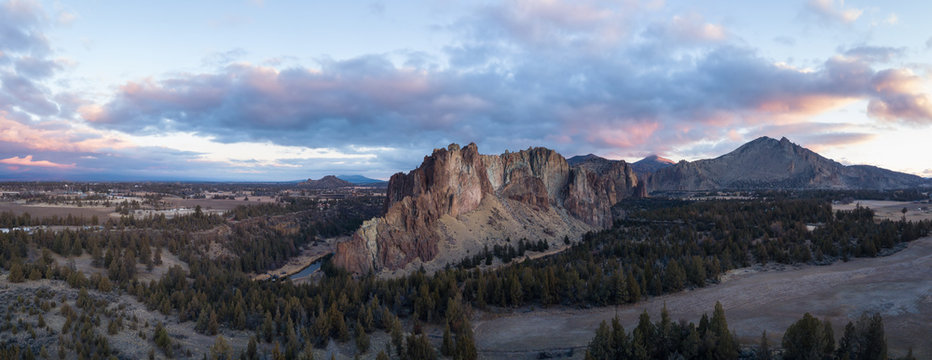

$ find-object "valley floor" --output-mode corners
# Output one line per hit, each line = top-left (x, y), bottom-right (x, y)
(473, 236), (932, 359)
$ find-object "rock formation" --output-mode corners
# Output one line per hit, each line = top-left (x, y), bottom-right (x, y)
(333, 137), (929, 274)
(302, 175), (354, 189)
(333, 143), (641, 274)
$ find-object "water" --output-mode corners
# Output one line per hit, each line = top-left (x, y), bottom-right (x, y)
(289, 259), (323, 280)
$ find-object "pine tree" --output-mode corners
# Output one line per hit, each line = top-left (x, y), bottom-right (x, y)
(7, 262), (25, 283)
(262, 311), (275, 342)
(441, 323), (454, 357)
(355, 319), (370, 353)
(209, 335), (231, 360)
(710, 301), (738, 359)
(821, 318), (835, 359)
(153, 322), (172, 356)
(758, 331), (771, 360)
(247, 337), (258, 360)
(782, 313), (827, 360)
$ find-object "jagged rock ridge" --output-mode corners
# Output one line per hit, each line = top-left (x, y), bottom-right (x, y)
(334, 143), (641, 274)
(648, 136), (928, 191)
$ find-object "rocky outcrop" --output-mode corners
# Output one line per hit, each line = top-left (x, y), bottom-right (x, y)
(302, 175), (354, 189)
(333, 143), (641, 274)
(648, 137), (929, 192)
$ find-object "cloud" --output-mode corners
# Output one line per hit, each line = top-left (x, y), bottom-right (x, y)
(83, 42), (932, 168)
(644, 13), (727, 44)
(0, 155), (74, 168)
(0, 0), (70, 119)
(78, 0), (932, 168)
(797, 132), (877, 152)
(56, 10), (75, 25)
(201, 48), (247, 67)
(883, 13), (898, 25)
(0, 113), (131, 152)
(867, 69), (932, 123)
(3, 0), (932, 179)
(805, 0), (863, 24)
(842, 46), (904, 63)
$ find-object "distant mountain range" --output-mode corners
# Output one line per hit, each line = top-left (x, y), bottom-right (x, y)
(644, 136), (928, 191)
(336, 175), (388, 186)
(301, 175), (387, 189)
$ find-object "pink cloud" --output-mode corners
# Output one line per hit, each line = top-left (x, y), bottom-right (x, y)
(588, 121), (660, 148)
(0, 155), (75, 169)
(0, 115), (132, 152)
(756, 94), (858, 115)
(867, 69), (932, 123)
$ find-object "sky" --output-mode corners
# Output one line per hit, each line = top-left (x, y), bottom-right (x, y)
(1, 0), (931, 181)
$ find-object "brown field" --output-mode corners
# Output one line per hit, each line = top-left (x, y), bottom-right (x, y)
(474, 236), (932, 359)
(833, 199), (932, 222)
(164, 196), (277, 212)
(0, 201), (114, 218)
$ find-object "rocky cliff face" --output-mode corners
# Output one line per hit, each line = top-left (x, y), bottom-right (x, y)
(334, 143), (641, 274)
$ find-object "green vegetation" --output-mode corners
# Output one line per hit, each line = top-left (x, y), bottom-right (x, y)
(584, 302), (737, 360)
(584, 307), (894, 360)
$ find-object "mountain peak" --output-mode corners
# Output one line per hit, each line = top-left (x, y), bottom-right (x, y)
(639, 154), (675, 164)
(632, 154), (675, 174)
(649, 136), (926, 191)
(303, 175), (354, 189)
(566, 154), (605, 166)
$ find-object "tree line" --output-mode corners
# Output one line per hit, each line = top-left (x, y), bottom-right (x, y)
(585, 305), (915, 360)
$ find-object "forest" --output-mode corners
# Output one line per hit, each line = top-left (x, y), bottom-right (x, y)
(583, 303), (914, 360)
(1, 195), (929, 359)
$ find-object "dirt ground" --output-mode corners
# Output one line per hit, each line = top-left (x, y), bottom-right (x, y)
(1, 260), (389, 359)
(48, 246), (190, 284)
(473, 236), (932, 359)
(833, 199), (932, 222)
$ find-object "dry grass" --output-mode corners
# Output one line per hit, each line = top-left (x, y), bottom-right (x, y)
(473, 237), (932, 359)
(165, 196), (277, 212)
(0, 201), (113, 218)
(833, 199), (932, 222)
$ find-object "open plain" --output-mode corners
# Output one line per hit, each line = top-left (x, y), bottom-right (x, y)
(474, 236), (932, 359)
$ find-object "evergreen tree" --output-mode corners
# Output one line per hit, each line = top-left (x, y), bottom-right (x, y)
(7, 262), (25, 283)
(783, 313), (830, 360)
(355, 319), (370, 354)
(441, 323), (454, 357)
(758, 331), (772, 360)
(209, 335), (232, 360)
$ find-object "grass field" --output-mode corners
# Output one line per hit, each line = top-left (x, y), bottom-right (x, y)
(473, 236), (932, 359)
(0, 202), (114, 218)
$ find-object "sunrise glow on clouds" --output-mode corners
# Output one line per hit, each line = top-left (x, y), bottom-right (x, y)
(1, 0), (931, 180)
